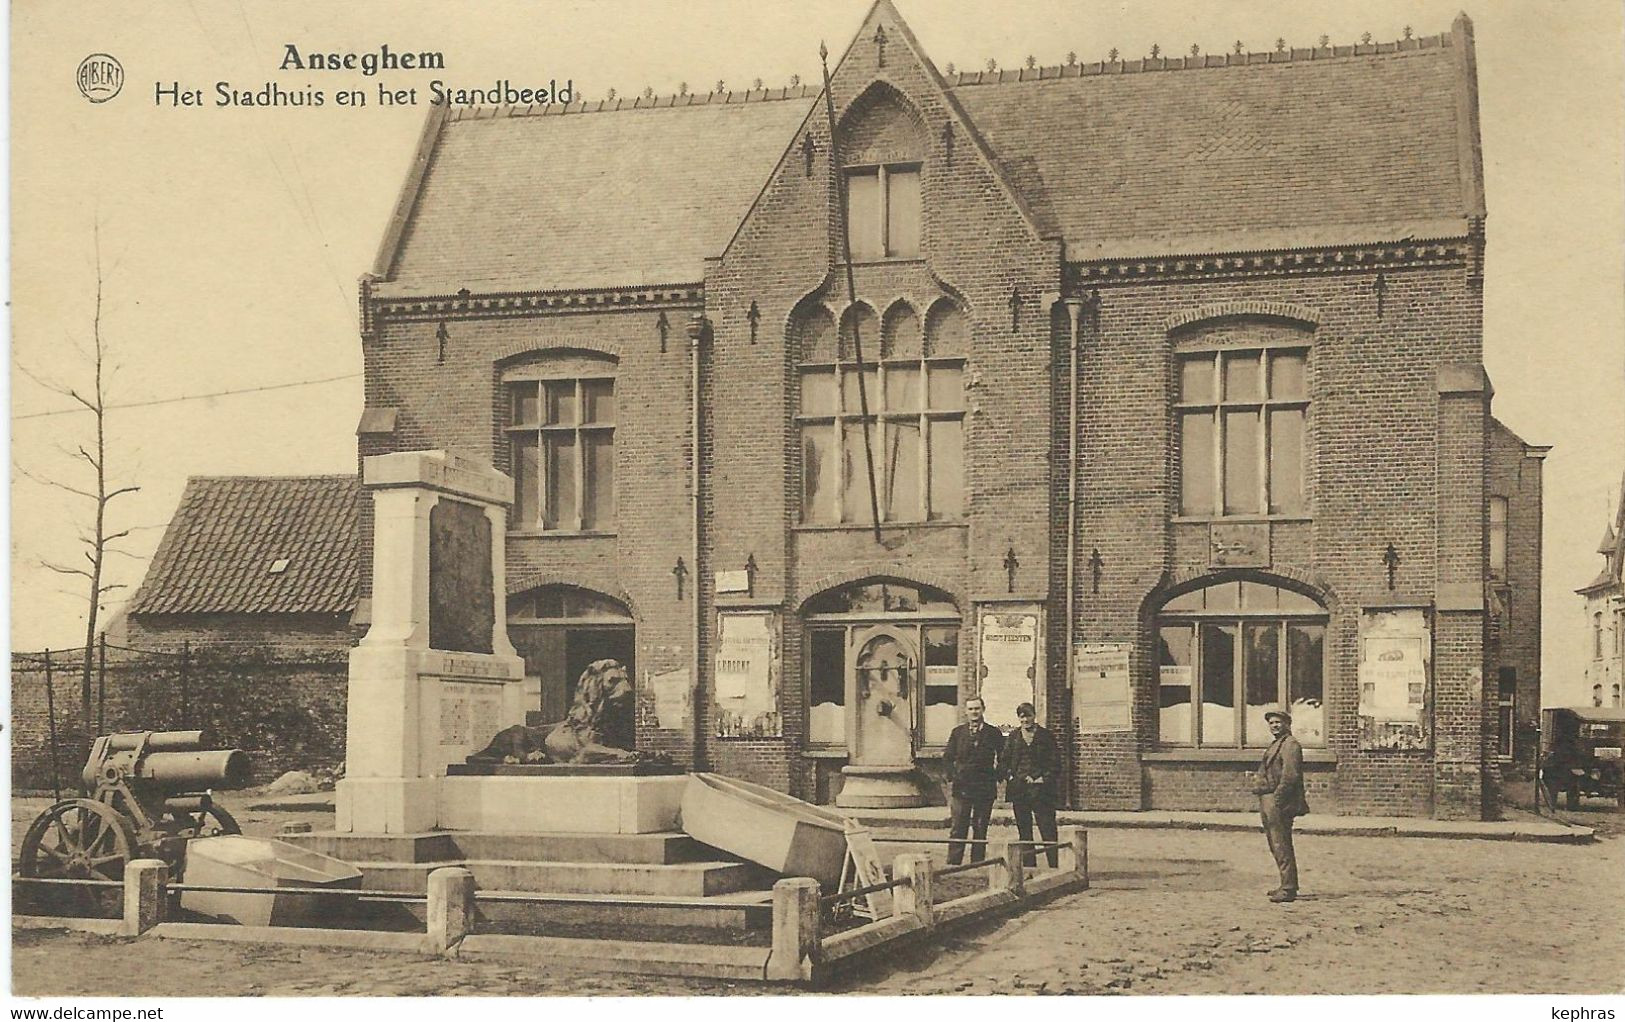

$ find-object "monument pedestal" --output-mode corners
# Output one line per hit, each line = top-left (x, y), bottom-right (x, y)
(337, 451), (529, 834)
(836, 764), (932, 808)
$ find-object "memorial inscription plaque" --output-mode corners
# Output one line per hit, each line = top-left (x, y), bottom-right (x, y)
(428, 498), (494, 654)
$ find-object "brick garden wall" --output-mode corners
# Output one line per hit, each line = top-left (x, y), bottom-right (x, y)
(10, 644), (347, 792)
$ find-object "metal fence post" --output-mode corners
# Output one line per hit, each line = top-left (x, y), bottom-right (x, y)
(97, 634), (107, 734)
(123, 859), (168, 936)
(44, 649), (61, 801)
(892, 853), (935, 930)
(425, 866), (475, 955)
(766, 877), (821, 983)
(988, 840), (1025, 897)
(180, 640), (191, 726)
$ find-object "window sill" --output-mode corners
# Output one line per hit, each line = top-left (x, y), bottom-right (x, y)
(843, 258), (927, 269)
(509, 530), (618, 540)
(794, 521), (968, 534)
(1144, 747), (1336, 764)
(802, 747), (850, 759)
(1171, 515), (1312, 525)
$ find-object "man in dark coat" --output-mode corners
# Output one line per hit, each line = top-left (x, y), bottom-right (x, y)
(1002, 702), (1060, 867)
(1251, 705), (1310, 902)
(943, 695), (1002, 864)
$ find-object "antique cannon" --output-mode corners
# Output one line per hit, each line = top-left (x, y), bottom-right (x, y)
(18, 730), (252, 905)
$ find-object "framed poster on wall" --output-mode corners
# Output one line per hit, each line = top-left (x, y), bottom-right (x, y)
(716, 611), (782, 738)
(976, 606), (1042, 729)
(1357, 607), (1432, 751)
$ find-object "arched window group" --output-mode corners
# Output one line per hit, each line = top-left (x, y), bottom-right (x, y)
(794, 298), (968, 525)
(1156, 578), (1327, 748)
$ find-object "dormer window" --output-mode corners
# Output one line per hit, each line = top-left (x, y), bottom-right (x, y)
(844, 165), (921, 260)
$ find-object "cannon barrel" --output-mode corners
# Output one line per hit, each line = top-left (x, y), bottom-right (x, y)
(83, 748), (252, 792)
(137, 750), (252, 791)
(104, 730), (208, 752)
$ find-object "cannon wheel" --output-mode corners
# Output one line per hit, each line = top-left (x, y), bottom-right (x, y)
(18, 798), (136, 915)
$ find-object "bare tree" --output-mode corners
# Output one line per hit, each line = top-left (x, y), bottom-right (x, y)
(15, 231), (139, 727)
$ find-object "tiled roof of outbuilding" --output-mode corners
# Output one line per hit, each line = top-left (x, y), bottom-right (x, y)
(129, 476), (360, 616)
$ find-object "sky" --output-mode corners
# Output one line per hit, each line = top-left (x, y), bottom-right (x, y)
(9, 0), (1624, 706)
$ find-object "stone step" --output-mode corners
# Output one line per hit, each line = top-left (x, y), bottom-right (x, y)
(283, 830), (709, 865)
(355, 858), (774, 898)
(436, 889), (772, 934)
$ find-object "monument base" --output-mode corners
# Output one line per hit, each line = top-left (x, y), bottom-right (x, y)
(336, 777), (440, 833)
(439, 775), (688, 833)
(835, 764), (932, 809)
(446, 761), (685, 777)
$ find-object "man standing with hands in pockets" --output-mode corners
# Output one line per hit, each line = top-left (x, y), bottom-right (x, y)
(943, 696), (1002, 865)
(1252, 705), (1309, 902)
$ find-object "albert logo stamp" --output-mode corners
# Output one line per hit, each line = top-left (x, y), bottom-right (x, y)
(76, 53), (123, 103)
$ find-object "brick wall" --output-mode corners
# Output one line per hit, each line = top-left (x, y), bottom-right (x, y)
(1487, 418), (1544, 769)
(10, 645), (347, 791)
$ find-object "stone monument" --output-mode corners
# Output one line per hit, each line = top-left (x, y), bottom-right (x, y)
(337, 450), (686, 835)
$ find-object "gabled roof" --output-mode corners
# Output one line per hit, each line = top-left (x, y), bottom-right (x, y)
(951, 38), (1473, 259)
(129, 476), (361, 616)
(378, 93), (818, 296)
(373, 12), (1481, 296)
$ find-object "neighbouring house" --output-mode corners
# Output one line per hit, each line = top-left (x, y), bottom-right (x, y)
(126, 475), (363, 648)
(1578, 473), (1625, 710)
(351, 1), (1541, 819)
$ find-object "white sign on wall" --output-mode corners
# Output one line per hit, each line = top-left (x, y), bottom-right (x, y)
(977, 608), (1040, 729)
(1075, 641), (1133, 733)
(716, 611), (781, 738)
(1358, 607), (1432, 751)
(650, 667), (691, 731)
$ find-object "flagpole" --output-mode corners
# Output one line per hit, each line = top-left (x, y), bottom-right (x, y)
(820, 41), (885, 546)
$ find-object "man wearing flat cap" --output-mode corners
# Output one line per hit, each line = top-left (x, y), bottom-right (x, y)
(1251, 705), (1309, 902)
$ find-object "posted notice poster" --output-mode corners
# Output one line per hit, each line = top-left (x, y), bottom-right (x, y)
(1075, 641), (1133, 733)
(1358, 607), (1432, 751)
(715, 611), (782, 738)
(977, 608), (1040, 729)
(649, 667), (691, 732)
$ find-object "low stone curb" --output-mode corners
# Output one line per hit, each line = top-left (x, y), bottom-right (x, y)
(846, 808), (1594, 844)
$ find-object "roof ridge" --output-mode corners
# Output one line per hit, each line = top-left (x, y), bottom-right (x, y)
(186, 473), (358, 482)
(443, 84), (818, 123)
(942, 30), (1452, 88)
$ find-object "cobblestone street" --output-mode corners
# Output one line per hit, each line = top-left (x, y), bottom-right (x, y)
(13, 801), (1624, 997)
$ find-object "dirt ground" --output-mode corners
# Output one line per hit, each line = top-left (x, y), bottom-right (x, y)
(11, 793), (1625, 996)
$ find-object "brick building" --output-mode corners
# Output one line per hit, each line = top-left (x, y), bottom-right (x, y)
(1578, 473), (1624, 709)
(356, 2), (1539, 818)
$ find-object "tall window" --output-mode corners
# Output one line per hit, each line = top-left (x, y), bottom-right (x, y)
(796, 301), (964, 525)
(507, 378), (615, 532)
(844, 165), (921, 260)
(1157, 579), (1327, 748)
(1178, 347), (1308, 516)
(1489, 496), (1508, 578)
(1596, 611), (1606, 660)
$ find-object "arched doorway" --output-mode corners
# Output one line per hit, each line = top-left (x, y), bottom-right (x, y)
(804, 579), (961, 807)
(508, 585), (635, 748)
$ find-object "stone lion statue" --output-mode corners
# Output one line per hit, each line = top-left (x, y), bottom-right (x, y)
(469, 659), (637, 766)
